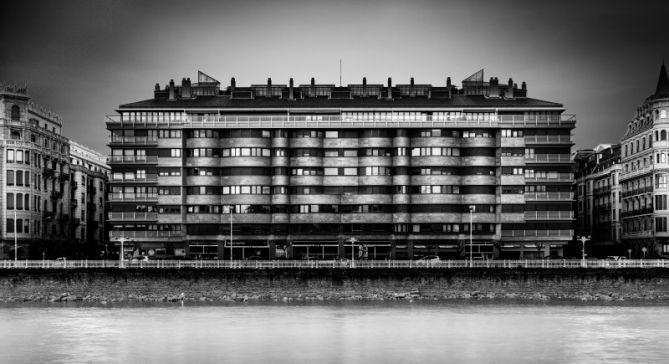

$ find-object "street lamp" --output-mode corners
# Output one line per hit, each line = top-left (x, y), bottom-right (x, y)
(348, 237), (358, 262)
(224, 205), (234, 261)
(642, 247), (648, 259)
(576, 236), (590, 267)
(117, 236), (128, 268)
(627, 249), (632, 259)
(469, 205), (475, 268)
(14, 210), (17, 261)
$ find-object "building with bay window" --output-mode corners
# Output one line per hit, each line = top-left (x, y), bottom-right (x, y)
(620, 63), (669, 257)
(107, 70), (575, 260)
(0, 82), (109, 259)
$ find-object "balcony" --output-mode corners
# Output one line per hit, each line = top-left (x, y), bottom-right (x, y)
(501, 229), (574, 238)
(106, 113), (576, 129)
(107, 155), (158, 164)
(524, 135), (572, 145)
(108, 230), (184, 240)
(621, 208), (654, 218)
(524, 211), (573, 220)
(108, 194), (158, 202)
(107, 212), (158, 221)
(108, 135), (158, 146)
(524, 192), (573, 201)
(622, 186), (653, 197)
(110, 175), (158, 184)
(42, 168), (55, 178)
(524, 173), (573, 182)
(525, 154), (571, 163)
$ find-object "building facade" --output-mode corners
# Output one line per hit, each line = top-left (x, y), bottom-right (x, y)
(621, 63), (669, 257)
(106, 70), (575, 260)
(0, 82), (109, 259)
(573, 144), (622, 257)
(69, 141), (109, 257)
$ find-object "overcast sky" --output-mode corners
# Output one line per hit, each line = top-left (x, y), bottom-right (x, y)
(1, 0), (668, 154)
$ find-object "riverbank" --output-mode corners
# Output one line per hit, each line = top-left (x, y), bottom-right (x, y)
(2, 268), (669, 304)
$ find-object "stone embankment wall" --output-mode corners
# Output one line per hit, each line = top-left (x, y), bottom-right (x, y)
(2, 269), (669, 304)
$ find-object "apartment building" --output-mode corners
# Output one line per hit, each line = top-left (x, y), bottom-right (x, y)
(106, 70), (575, 260)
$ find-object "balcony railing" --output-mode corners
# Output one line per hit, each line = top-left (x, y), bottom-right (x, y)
(110, 175), (158, 183)
(525, 154), (571, 163)
(108, 155), (158, 164)
(108, 136), (158, 145)
(108, 230), (183, 239)
(621, 208), (654, 218)
(106, 113), (576, 128)
(622, 187), (653, 197)
(501, 229), (574, 237)
(108, 194), (158, 201)
(524, 211), (573, 220)
(524, 192), (573, 201)
(107, 212), (159, 221)
(7, 258), (668, 270)
(524, 173), (573, 182)
(524, 135), (572, 144)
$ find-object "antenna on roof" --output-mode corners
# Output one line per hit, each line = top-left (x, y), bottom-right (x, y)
(339, 59), (342, 87)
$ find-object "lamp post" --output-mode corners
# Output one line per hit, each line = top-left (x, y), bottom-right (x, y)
(642, 246), (648, 259)
(576, 235), (590, 267)
(14, 210), (17, 261)
(627, 249), (632, 259)
(348, 237), (358, 262)
(224, 205), (234, 261)
(469, 205), (475, 268)
(117, 236), (127, 268)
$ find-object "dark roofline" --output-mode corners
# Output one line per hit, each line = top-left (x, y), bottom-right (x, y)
(119, 94), (563, 109)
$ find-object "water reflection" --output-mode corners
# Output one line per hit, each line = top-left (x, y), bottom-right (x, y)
(1, 304), (668, 364)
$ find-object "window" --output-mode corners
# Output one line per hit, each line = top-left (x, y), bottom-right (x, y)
(7, 150), (14, 163)
(6, 170), (14, 186)
(656, 217), (667, 232)
(344, 168), (357, 176)
(325, 131), (338, 138)
(16, 171), (23, 186)
(11, 105), (20, 120)
(170, 149), (181, 157)
(656, 174), (667, 189)
(7, 193), (14, 210)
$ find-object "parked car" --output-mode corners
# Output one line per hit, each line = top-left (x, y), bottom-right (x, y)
(131, 256), (149, 262)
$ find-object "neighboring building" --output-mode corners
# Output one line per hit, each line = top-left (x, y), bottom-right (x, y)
(69, 141), (110, 257)
(0, 81), (109, 259)
(573, 144), (623, 257)
(106, 70), (575, 260)
(620, 63), (669, 257)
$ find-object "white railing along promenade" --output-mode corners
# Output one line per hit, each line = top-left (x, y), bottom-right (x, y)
(1, 259), (667, 269)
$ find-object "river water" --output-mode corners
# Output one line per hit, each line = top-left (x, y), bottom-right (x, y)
(0, 303), (667, 363)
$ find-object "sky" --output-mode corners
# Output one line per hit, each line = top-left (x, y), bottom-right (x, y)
(1, 0), (668, 154)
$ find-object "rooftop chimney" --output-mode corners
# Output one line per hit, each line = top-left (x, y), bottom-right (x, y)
(289, 78), (294, 100)
(311, 77), (315, 87)
(363, 77), (367, 87)
(230, 77), (236, 91)
(410, 77), (415, 86)
(267, 78), (272, 88)
(387, 77), (392, 99)
(168, 79), (175, 101)
(181, 78), (192, 98)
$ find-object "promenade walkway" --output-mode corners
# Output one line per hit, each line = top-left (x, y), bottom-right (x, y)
(1, 259), (667, 269)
